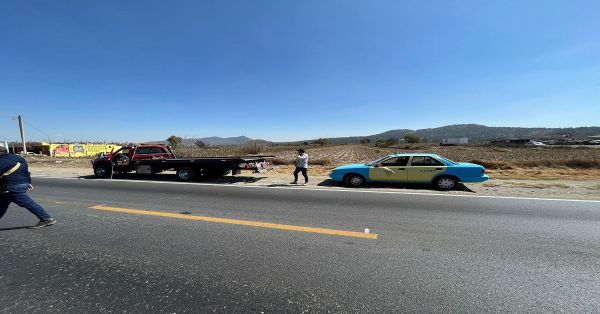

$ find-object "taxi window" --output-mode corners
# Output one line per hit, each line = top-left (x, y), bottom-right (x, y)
(381, 157), (409, 166)
(410, 156), (444, 166)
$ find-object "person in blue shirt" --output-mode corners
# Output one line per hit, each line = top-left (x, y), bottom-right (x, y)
(0, 146), (56, 228)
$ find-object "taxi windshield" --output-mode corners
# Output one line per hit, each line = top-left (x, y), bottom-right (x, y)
(366, 155), (393, 166)
(437, 156), (458, 165)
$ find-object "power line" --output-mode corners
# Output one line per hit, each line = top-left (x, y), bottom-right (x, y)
(23, 119), (53, 143)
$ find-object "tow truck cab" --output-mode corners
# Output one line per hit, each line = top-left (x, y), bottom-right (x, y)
(112, 145), (173, 162)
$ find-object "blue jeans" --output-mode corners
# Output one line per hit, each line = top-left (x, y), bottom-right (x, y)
(0, 183), (51, 221)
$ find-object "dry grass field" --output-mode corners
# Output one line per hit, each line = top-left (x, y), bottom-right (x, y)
(174, 144), (600, 179)
(23, 144), (600, 180)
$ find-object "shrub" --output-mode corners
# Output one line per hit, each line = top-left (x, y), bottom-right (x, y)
(314, 138), (330, 146)
(404, 133), (421, 143)
(194, 140), (206, 148)
(385, 138), (399, 147)
(240, 141), (265, 155)
(167, 135), (183, 147)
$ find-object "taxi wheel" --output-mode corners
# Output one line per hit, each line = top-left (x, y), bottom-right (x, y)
(434, 176), (457, 190)
(344, 174), (365, 187)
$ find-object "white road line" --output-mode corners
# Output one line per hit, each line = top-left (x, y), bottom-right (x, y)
(32, 175), (600, 204)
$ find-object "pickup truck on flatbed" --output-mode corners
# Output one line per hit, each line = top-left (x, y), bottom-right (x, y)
(92, 144), (274, 181)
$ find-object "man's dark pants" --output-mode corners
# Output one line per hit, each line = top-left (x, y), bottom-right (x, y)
(293, 167), (308, 183)
(0, 183), (51, 221)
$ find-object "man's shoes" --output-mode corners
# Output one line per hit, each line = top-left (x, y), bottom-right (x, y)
(30, 218), (57, 229)
(290, 181), (298, 184)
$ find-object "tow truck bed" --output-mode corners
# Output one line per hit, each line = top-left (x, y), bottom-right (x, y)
(91, 144), (275, 181)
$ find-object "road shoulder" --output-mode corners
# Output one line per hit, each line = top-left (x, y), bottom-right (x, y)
(29, 165), (600, 201)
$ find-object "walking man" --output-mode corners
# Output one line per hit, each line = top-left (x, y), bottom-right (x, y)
(0, 146), (56, 228)
(292, 148), (309, 185)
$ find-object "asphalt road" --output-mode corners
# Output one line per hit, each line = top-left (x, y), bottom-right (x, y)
(1, 177), (600, 313)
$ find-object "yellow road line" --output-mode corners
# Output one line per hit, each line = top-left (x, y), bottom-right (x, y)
(89, 205), (377, 239)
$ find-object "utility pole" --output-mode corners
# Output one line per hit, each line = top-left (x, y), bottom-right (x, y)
(18, 115), (27, 154)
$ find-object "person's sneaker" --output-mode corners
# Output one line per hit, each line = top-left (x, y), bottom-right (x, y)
(30, 218), (56, 229)
(290, 181), (298, 184)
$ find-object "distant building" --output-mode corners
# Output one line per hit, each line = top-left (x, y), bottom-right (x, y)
(507, 139), (531, 145)
(440, 138), (468, 146)
(490, 139), (532, 146)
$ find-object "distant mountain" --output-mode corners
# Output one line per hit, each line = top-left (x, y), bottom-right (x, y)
(149, 125), (600, 146)
(412, 124), (600, 142)
(192, 136), (254, 146)
(297, 129), (414, 145)
(147, 136), (258, 146)
(295, 124), (600, 144)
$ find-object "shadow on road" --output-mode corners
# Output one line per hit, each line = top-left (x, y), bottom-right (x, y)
(78, 174), (266, 184)
(317, 179), (476, 193)
(267, 184), (306, 187)
(76, 174), (475, 192)
(0, 226), (34, 231)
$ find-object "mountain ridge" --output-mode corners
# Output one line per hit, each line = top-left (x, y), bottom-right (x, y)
(293, 124), (600, 144)
(155, 124), (600, 145)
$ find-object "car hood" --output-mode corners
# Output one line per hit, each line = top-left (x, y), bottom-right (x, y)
(333, 163), (370, 171)
(456, 162), (484, 168)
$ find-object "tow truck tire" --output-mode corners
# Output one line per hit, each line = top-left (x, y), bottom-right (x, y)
(94, 166), (111, 178)
(177, 167), (195, 181)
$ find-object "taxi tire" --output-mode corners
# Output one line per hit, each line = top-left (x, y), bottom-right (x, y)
(434, 176), (457, 190)
(344, 174), (365, 187)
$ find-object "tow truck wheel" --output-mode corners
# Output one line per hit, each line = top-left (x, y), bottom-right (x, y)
(177, 167), (195, 181)
(94, 166), (110, 178)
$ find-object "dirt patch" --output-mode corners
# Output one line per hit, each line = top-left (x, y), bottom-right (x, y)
(24, 155), (93, 168)
(586, 184), (600, 191)
(506, 182), (570, 189)
(485, 168), (600, 180)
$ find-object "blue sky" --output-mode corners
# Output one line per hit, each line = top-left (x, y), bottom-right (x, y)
(1, 0), (599, 142)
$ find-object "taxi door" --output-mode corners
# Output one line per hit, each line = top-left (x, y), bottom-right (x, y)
(406, 156), (448, 183)
(369, 157), (409, 183)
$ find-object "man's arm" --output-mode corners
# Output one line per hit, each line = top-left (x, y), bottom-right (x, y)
(0, 162), (21, 178)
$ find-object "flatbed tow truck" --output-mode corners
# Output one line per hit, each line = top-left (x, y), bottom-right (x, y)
(92, 144), (274, 181)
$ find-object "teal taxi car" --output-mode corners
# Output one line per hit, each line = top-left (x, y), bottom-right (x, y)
(329, 153), (488, 190)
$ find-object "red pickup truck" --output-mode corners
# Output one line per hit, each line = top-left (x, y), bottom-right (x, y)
(92, 144), (274, 181)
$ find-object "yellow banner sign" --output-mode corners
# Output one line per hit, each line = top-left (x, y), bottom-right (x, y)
(48, 143), (121, 158)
